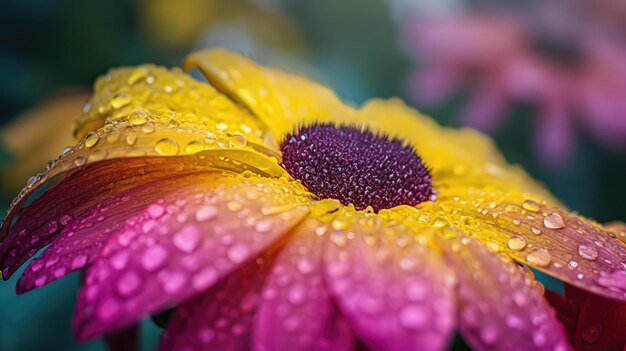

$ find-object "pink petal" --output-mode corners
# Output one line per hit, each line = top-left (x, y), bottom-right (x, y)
(534, 95), (573, 168)
(253, 219), (354, 351)
(459, 76), (510, 132)
(1, 156), (212, 280)
(407, 67), (463, 106)
(437, 229), (571, 351)
(323, 210), (456, 351)
(159, 254), (274, 351)
(73, 175), (311, 340)
(16, 171), (206, 293)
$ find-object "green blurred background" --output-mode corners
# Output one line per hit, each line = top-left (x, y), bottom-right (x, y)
(1, 0), (626, 350)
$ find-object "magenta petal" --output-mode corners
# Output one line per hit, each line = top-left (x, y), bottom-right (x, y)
(73, 175), (310, 340)
(160, 255), (274, 351)
(323, 212), (456, 351)
(253, 219), (354, 351)
(0, 157), (210, 280)
(437, 230), (571, 351)
(16, 173), (203, 293)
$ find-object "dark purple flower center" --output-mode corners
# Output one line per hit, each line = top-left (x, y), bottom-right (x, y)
(280, 124), (433, 212)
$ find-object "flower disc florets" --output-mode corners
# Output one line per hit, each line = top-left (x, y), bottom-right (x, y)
(280, 123), (433, 212)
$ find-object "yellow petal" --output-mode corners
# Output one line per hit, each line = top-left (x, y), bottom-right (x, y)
(74, 63), (275, 150)
(355, 98), (557, 206)
(0, 90), (90, 193)
(183, 49), (355, 140)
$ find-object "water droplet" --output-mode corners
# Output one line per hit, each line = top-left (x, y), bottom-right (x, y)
(195, 205), (217, 222)
(185, 140), (205, 154)
(154, 138), (179, 156)
(522, 200), (540, 212)
(147, 204), (165, 219)
(255, 219), (273, 233)
(192, 267), (218, 291)
(296, 258), (315, 274)
(141, 245), (168, 271)
(578, 244), (599, 261)
(399, 304), (428, 329)
(287, 284), (306, 305)
(115, 271), (141, 297)
(480, 323), (499, 345)
(173, 225), (201, 253)
(531, 226), (542, 235)
(71, 255), (88, 270)
(129, 111), (148, 125)
(227, 244), (249, 264)
(126, 134), (137, 145)
(229, 134), (247, 148)
(506, 236), (527, 251)
(544, 213), (565, 229)
(84, 132), (100, 148)
(97, 299), (121, 322)
(142, 123), (155, 134)
(160, 270), (187, 294)
(581, 323), (604, 345)
(595, 270), (626, 292)
(127, 67), (148, 85)
(433, 217), (449, 229)
(227, 200), (242, 212)
(526, 248), (551, 267)
(111, 93), (131, 109)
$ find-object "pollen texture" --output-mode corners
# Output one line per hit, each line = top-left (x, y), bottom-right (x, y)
(280, 124), (433, 212)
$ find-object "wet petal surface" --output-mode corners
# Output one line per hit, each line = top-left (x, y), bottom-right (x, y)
(436, 226), (571, 351)
(323, 208), (456, 351)
(73, 174), (311, 340)
(160, 255), (274, 351)
(254, 218), (354, 351)
(16, 170), (215, 293)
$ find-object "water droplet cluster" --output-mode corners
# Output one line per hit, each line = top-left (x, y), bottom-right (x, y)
(72, 173), (310, 339)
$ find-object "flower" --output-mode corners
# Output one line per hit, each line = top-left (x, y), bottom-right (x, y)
(1, 48), (626, 351)
(403, 1), (626, 166)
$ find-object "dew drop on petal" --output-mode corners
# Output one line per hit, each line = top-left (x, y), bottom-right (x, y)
(195, 205), (217, 222)
(544, 213), (565, 229)
(147, 204), (165, 219)
(506, 236), (527, 251)
(578, 244), (599, 261)
(398, 304), (428, 330)
(71, 255), (88, 270)
(229, 133), (247, 148)
(97, 298), (121, 322)
(141, 245), (169, 272)
(185, 140), (205, 154)
(129, 111), (148, 125)
(173, 225), (201, 253)
(581, 323), (604, 345)
(84, 132), (100, 148)
(287, 284), (306, 305)
(154, 138), (179, 156)
(296, 258), (315, 274)
(115, 271), (141, 297)
(227, 244), (249, 264)
(595, 270), (626, 293)
(191, 267), (218, 292)
(111, 93), (131, 109)
(526, 248), (551, 267)
(480, 323), (499, 345)
(522, 200), (540, 212)
(531, 226), (542, 235)
(160, 270), (188, 294)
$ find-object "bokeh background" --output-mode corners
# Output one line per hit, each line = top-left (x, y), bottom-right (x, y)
(2, 0), (626, 350)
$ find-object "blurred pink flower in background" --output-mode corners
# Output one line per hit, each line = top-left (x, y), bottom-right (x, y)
(402, 0), (626, 167)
